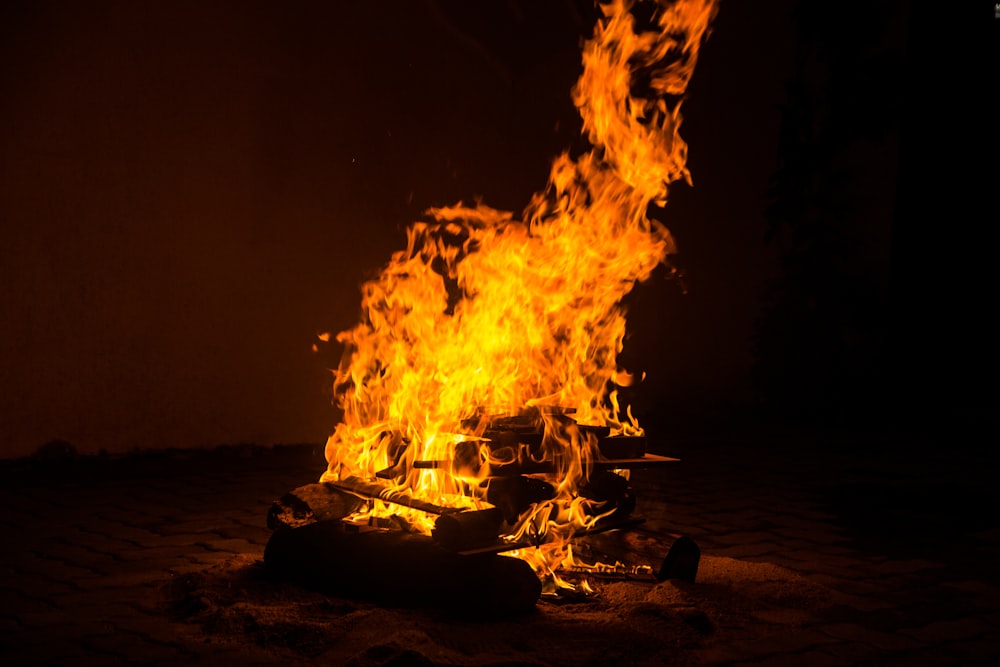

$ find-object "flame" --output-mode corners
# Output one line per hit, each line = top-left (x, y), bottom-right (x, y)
(320, 0), (717, 588)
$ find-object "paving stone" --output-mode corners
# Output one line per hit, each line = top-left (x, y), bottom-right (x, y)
(80, 630), (193, 663)
(745, 648), (844, 667)
(900, 617), (996, 643)
(111, 612), (196, 643)
(777, 548), (834, 563)
(9, 619), (118, 645)
(73, 569), (178, 590)
(722, 628), (839, 660)
(153, 517), (236, 536)
(112, 544), (210, 563)
(210, 523), (273, 545)
(943, 579), (1000, 597)
(1, 571), (83, 600)
(12, 605), (79, 629)
(790, 564), (867, 584)
(31, 543), (118, 576)
(185, 551), (242, 567)
(856, 646), (963, 667)
(712, 530), (783, 547)
(816, 639), (880, 663)
(48, 586), (159, 611)
(770, 526), (845, 543)
(53, 527), (136, 555)
(0, 641), (100, 667)
(866, 558), (944, 576)
(819, 622), (928, 651)
(696, 643), (751, 665)
(193, 536), (259, 554)
(96, 508), (174, 529)
(946, 632), (1000, 662)
(707, 542), (780, 558)
(828, 592), (896, 613)
(9, 553), (105, 585)
(72, 521), (165, 546)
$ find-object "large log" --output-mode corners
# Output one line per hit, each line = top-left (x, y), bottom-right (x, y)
(483, 475), (555, 523)
(432, 508), (505, 551)
(264, 520), (541, 618)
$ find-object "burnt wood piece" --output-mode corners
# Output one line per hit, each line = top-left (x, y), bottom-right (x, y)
(483, 475), (556, 523)
(578, 526), (701, 583)
(658, 536), (700, 583)
(561, 563), (659, 582)
(325, 476), (449, 515)
(483, 423), (612, 452)
(579, 470), (636, 521)
(454, 515), (647, 556)
(432, 508), (505, 551)
(264, 520), (541, 618)
(267, 483), (367, 531)
(374, 434), (409, 479)
(484, 428), (542, 449)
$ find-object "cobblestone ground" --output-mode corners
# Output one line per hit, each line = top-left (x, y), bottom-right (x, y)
(1, 425), (998, 665)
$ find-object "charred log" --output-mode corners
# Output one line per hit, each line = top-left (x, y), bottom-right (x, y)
(579, 526), (701, 583)
(658, 536), (700, 583)
(264, 520), (541, 618)
(267, 483), (366, 531)
(432, 508), (505, 551)
(483, 475), (556, 523)
(325, 476), (448, 515)
(579, 470), (636, 521)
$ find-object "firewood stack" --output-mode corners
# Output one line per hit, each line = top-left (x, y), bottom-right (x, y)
(264, 411), (695, 617)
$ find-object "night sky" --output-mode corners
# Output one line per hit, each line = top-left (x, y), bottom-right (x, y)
(1, 1), (995, 459)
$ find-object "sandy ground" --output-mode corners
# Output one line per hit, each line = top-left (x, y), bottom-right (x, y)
(163, 535), (835, 666)
(5, 434), (999, 666)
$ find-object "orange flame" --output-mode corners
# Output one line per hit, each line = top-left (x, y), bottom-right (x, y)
(321, 0), (717, 586)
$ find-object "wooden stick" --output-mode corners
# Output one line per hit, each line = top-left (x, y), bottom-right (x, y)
(324, 476), (450, 515)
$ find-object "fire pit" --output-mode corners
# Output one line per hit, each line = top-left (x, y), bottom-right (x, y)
(266, 0), (717, 616)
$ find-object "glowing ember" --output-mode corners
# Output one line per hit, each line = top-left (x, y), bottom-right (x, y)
(320, 0), (717, 591)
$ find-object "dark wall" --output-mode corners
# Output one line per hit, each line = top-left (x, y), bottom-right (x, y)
(0, 0), (796, 458)
(888, 3), (1000, 425)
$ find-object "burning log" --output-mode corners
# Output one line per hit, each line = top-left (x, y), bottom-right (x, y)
(483, 475), (555, 523)
(579, 470), (636, 522)
(264, 520), (541, 617)
(431, 508), (505, 551)
(324, 476), (448, 515)
(267, 482), (366, 531)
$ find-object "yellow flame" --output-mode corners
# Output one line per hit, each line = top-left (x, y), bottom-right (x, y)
(321, 0), (717, 582)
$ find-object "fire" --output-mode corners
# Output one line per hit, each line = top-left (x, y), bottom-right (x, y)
(320, 0), (717, 590)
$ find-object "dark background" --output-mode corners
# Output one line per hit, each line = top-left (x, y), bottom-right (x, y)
(1, 1), (996, 459)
